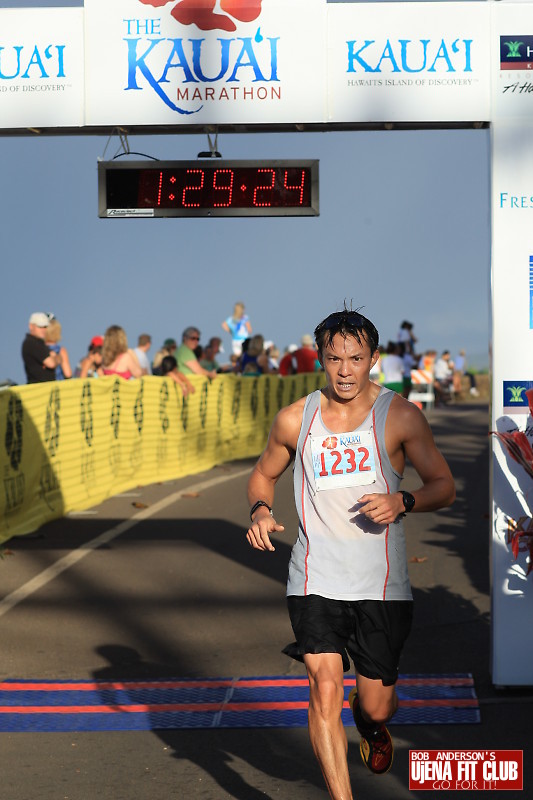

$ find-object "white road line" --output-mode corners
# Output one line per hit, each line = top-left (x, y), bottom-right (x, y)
(0, 467), (252, 619)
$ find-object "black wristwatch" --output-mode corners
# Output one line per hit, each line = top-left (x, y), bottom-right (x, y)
(400, 491), (416, 514)
(250, 500), (273, 521)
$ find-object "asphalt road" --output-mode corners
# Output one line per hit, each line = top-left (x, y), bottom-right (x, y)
(1, 401), (531, 800)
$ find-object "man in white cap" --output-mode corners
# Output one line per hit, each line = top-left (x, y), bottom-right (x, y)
(22, 312), (59, 383)
(279, 334), (319, 376)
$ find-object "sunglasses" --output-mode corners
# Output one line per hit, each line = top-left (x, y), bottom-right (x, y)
(188, 335), (200, 341)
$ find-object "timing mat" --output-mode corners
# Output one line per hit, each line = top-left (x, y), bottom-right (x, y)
(0, 673), (479, 732)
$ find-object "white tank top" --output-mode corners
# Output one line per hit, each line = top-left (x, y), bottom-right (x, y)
(288, 387), (412, 601)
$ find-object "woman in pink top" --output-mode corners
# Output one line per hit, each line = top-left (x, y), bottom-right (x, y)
(102, 325), (142, 379)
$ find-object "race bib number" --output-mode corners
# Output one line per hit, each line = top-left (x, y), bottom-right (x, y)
(310, 430), (377, 491)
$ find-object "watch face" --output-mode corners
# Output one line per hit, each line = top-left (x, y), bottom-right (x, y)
(402, 491), (415, 512)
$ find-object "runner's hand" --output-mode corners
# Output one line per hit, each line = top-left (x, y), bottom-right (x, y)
(246, 512), (285, 552)
(358, 492), (404, 525)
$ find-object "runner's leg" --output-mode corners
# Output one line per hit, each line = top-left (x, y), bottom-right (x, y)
(304, 652), (353, 800)
(355, 671), (397, 724)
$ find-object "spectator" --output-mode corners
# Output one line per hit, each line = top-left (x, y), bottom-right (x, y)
(401, 342), (416, 399)
(419, 349), (437, 372)
(265, 341), (280, 372)
(278, 343), (299, 376)
(176, 327), (217, 379)
(240, 334), (270, 375)
(134, 333), (152, 375)
(200, 337), (222, 372)
(381, 341), (404, 394)
(152, 338), (177, 376)
(453, 349), (479, 397)
(434, 350), (454, 405)
(45, 318), (72, 380)
(21, 311), (58, 383)
(369, 344), (384, 383)
(221, 301), (252, 356)
(102, 325), (142, 379)
(235, 337), (251, 373)
(279, 334), (319, 375)
(77, 336), (104, 378)
(294, 334), (320, 374)
(397, 320), (417, 354)
(161, 355), (195, 397)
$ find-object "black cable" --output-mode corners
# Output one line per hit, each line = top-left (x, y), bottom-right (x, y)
(111, 152), (160, 161)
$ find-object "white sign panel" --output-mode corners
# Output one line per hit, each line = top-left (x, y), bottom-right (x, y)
(84, 0), (327, 126)
(0, 9), (84, 128)
(327, 2), (490, 123)
(490, 2), (533, 687)
(490, 118), (533, 685)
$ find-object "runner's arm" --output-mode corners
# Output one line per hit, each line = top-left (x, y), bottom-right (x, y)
(359, 401), (455, 525)
(246, 405), (300, 552)
(399, 405), (456, 512)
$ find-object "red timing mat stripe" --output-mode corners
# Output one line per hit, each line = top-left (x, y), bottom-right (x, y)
(0, 677), (473, 692)
(0, 681), (239, 691)
(0, 702), (310, 714)
(0, 698), (478, 715)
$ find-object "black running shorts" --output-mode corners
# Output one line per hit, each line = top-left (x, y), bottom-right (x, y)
(284, 594), (414, 686)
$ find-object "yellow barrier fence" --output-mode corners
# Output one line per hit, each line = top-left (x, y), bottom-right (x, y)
(0, 372), (325, 543)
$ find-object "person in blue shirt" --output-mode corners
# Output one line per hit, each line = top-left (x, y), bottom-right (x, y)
(222, 301), (252, 356)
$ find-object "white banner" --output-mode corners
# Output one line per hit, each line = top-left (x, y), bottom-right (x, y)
(0, 2), (527, 129)
(0, 9), (84, 128)
(84, 0), (327, 126)
(490, 118), (533, 685)
(327, 2), (490, 123)
(490, 4), (533, 686)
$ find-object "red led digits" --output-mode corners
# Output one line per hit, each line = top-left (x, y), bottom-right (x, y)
(284, 169), (306, 205)
(213, 169), (234, 207)
(109, 161), (316, 215)
(253, 169), (276, 207)
(182, 169), (205, 207)
(157, 171), (163, 206)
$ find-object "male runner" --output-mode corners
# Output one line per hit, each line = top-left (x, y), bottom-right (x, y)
(246, 309), (455, 800)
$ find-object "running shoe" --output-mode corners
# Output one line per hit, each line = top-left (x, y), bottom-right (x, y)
(348, 687), (394, 775)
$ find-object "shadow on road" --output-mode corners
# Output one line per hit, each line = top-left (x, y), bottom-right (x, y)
(92, 644), (325, 800)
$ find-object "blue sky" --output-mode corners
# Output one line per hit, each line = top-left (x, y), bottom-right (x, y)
(1, 1), (491, 384)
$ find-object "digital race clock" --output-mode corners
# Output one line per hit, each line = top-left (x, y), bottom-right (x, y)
(98, 159), (319, 218)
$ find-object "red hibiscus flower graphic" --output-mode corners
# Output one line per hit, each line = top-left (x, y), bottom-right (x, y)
(322, 437), (338, 450)
(139, 0), (263, 32)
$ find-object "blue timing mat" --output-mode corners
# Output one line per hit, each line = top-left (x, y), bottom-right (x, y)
(0, 673), (480, 732)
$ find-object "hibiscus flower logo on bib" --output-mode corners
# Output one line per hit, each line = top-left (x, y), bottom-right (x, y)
(138, 0), (263, 32)
(322, 436), (338, 450)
